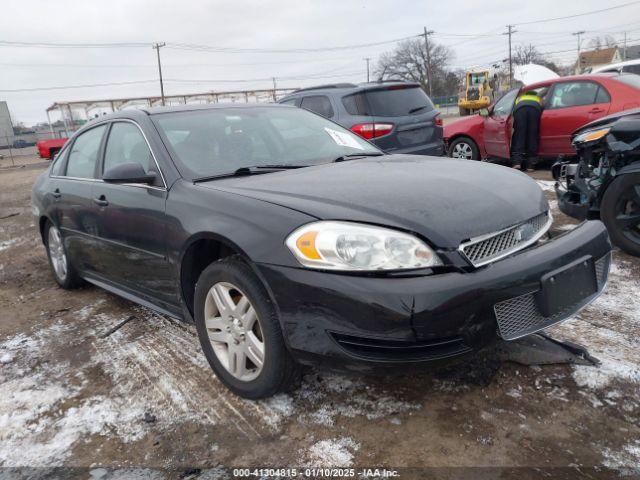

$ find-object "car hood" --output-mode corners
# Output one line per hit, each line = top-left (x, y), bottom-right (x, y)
(198, 156), (548, 248)
(443, 115), (484, 138)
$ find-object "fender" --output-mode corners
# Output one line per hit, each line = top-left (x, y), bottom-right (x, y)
(617, 163), (640, 176)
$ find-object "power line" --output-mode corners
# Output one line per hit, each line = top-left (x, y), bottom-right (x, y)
(514, 1), (640, 26)
(0, 80), (157, 93)
(0, 40), (150, 48)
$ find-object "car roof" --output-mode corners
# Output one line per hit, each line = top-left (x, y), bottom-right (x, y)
(69, 103), (296, 135)
(593, 58), (640, 72)
(523, 72), (622, 90)
(280, 81), (421, 99)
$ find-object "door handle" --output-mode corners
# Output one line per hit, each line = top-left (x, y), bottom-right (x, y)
(93, 195), (109, 207)
(589, 108), (604, 114)
(51, 188), (61, 199)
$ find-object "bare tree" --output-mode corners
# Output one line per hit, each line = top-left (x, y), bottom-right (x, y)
(588, 35), (618, 50)
(513, 44), (561, 73)
(375, 38), (457, 96)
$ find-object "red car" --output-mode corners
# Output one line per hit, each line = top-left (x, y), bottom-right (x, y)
(444, 73), (640, 161)
(36, 137), (68, 160)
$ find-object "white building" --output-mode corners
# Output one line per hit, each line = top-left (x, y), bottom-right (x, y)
(0, 101), (14, 147)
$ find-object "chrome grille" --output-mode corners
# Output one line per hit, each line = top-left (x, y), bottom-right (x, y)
(460, 212), (551, 267)
(494, 253), (610, 341)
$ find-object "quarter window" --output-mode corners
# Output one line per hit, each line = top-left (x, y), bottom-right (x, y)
(547, 82), (603, 109)
(65, 125), (107, 178)
(300, 95), (334, 118)
(103, 122), (154, 175)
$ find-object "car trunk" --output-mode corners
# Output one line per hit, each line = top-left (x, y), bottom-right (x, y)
(345, 85), (443, 154)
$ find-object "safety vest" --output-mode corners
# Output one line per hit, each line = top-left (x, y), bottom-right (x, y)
(514, 93), (543, 112)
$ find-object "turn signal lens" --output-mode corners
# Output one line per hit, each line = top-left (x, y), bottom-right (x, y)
(295, 231), (321, 260)
(573, 127), (611, 144)
(286, 221), (442, 271)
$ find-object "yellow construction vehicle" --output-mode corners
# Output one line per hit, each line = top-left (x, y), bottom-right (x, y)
(458, 69), (493, 116)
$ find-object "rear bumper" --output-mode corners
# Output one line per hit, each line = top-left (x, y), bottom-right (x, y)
(257, 221), (611, 372)
(381, 140), (445, 157)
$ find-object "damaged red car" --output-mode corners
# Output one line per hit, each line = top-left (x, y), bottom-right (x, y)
(444, 73), (640, 161)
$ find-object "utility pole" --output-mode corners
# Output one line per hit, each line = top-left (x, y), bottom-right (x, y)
(423, 27), (435, 97)
(363, 57), (371, 83)
(623, 31), (628, 60)
(572, 31), (585, 73)
(504, 25), (516, 88)
(152, 42), (166, 106)
(272, 77), (277, 101)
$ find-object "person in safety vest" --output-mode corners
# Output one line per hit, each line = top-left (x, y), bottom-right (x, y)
(511, 90), (543, 171)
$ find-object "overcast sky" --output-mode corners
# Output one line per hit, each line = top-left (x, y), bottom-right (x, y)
(1, 0), (639, 124)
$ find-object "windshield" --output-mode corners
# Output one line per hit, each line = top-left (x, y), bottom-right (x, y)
(153, 106), (380, 179)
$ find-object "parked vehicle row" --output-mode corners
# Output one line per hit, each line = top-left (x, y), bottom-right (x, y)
(33, 104), (611, 399)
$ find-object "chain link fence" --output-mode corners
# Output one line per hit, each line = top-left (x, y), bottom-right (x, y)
(0, 132), (61, 168)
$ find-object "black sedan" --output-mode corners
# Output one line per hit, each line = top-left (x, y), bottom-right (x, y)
(32, 104), (611, 399)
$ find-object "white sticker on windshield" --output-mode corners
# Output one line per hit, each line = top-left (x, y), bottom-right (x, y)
(324, 128), (365, 150)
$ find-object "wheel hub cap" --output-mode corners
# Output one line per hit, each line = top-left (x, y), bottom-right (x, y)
(48, 226), (67, 280)
(204, 282), (265, 382)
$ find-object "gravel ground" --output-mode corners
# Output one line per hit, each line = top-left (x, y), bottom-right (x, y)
(0, 161), (638, 479)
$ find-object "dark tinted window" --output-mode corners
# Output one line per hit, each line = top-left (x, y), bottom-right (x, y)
(595, 86), (611, 104)
(104, 122), (154, 174)
(342, 93), (369, 115)
(365, 86), (434, 116)
(300, 95), (334, 118)
(622, 65), (640, 75)
(65, 125), (107, 178)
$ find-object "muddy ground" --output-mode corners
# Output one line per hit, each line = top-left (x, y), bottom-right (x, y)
(0, 161), (639, 479)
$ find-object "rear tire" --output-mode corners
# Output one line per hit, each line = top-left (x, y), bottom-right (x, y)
(601, 173), (640, 257)
(194, 257), (301, 399)
(49, 148), (60, 160)
(44, 221), (84, 289)
(448, 137), (480, 160)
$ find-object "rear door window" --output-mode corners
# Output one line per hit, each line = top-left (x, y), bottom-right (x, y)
(547, 82), (602, 109)
(364, 86), (434, 117)
(300, 95), (334, 118)
(64, 125), (107, 178)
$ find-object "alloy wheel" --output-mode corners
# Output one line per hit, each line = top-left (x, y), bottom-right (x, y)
(48, 226), (68, 281)
(452, 142), (473, 159)
(615, 184), (640, 244)
(204, 282), (265, 382)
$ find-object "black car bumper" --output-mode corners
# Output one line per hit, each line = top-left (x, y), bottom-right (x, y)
(257, 221), (611, 372)
(555, 182), (590, 221)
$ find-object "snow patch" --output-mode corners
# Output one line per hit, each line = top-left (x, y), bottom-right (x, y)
(536, 180), (556, 192)
(304, 437), (360, 467)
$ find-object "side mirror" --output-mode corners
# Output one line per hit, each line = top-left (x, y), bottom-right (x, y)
(103, 162), (157, 185)
(479, 108), (490, 117)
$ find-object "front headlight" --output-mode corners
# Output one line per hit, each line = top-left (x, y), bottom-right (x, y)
(573, 127), (610, 145)
(285, 221), (442, 271)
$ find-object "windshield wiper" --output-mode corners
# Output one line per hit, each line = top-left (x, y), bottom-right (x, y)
(333, 152), (385, 163)
(408, 105), (429, 114)
(193, 164), (304, 183)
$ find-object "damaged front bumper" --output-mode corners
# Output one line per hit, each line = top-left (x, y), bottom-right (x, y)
(257, 221), (611, 371)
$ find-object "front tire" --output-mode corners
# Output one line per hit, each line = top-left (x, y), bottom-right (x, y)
(44, 221), (84, 289)
(448, 137), (480, 160)
(194, 258), (300, 399)
(601, 173), (640, 257)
